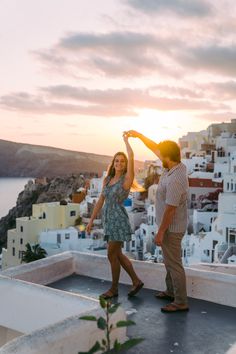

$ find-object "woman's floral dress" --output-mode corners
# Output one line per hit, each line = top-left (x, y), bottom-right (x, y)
(102, 175), (132, 242)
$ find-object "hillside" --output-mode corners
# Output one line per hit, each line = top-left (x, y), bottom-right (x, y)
(0, 139), (143, 177)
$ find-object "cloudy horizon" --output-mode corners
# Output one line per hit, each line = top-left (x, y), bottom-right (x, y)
(0, 0), (236, 160)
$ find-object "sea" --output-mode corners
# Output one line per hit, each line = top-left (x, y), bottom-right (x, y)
(0, 178), (32, 219)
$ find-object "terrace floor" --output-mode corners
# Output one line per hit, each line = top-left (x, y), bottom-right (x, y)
(49, 274), (236, 354)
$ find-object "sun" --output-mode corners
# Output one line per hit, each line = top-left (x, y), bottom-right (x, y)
(133, 109), (189, 143)
(126, 109), (173, 141)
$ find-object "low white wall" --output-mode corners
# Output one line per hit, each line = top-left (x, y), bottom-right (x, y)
(1, 251), (235, 307)
(72, 251), (236, 308)
(0, 276), (98, 334)
(0, 252), (74, 285)
(194, 262), (236, 275)
(0, 308), (126, 354)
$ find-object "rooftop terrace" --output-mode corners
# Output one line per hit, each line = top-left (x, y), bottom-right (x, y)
(49, 273), (236, 354)
(0, 251), (235, 353)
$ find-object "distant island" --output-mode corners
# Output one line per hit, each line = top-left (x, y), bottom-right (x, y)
(0, 139), (144, 177)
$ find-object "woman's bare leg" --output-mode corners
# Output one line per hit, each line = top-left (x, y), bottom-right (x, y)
(106, 241), (122, 294)
(117, 248), (142, 287)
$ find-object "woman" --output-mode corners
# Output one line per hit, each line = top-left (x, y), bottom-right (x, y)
(86, 133), (144, 299)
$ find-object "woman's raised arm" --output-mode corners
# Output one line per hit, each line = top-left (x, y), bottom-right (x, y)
(123, 132), (134, 190)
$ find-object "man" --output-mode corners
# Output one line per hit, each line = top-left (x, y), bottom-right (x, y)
(126, 130), (189, 313)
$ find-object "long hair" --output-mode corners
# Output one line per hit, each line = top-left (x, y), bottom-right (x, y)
(105, 152), (145, 192)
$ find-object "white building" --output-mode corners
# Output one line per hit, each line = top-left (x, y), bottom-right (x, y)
(147, 184), (158, 204)
(182, 156), (208, 174)
(185, 167), (236, 264)
(193, 209), (218, 234)
(39, 227), (106, 257)
(215, 132), (236, 161)
(87, 172), (106, 197)
(188, 171), (223, 209)
(179, 130), (209, 154)
(128, 209), (146, 233)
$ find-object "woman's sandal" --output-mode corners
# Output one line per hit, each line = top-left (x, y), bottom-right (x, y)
(100, 290), (118, 300)
(128, 281), (144, 297)
(161, 302), (189, 313)
(155, 291), (175, 301)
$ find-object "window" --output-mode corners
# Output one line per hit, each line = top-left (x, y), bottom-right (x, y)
(57, 233), (61, 243)
(20, 238), (23, 245)
(213, 240), (218, 249)
(65, 233), (70, 240)
(191, 194), (196, 201)
(20, 226), (23, 232)
(132, 240), (135, 247)
(18, 251), (24, 259)
(12, 247), (15, 256)
(70, 210), (76, 217)
(230, 235), (236, 244)
(227, 182), (229, 190)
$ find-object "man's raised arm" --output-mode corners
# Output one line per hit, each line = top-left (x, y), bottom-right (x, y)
(126, 130), (162, 160)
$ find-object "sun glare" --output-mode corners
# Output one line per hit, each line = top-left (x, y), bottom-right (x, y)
(126, 109), (184, 143)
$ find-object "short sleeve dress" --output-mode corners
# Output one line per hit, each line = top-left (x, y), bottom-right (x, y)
(102, 175), (132, 242)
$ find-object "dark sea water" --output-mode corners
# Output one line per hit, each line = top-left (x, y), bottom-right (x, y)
(0, 178), (31, 218)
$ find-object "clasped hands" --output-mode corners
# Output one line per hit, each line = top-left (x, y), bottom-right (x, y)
(123, 130), (139, 139)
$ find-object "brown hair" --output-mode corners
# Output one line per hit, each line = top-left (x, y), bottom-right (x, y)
(105, 152), (145, 192)
(157, 140), (181, 162)
(106, 152), (127, 179)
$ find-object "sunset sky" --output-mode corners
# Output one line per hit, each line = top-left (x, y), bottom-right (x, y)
(0, 0), (236, 160)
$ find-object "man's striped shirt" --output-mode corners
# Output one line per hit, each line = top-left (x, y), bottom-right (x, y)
(155, 162), (188, 233)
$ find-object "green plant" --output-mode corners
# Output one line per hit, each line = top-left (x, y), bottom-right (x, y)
(79, 296), (143, 354)
(75, 215), (83, 226)
(21, 243), (47, 263)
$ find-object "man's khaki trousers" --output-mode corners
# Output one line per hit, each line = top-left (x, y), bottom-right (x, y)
(161, 230), (188, 305)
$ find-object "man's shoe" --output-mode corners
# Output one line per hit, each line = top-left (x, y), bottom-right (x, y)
(161, 302), (189, 313)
